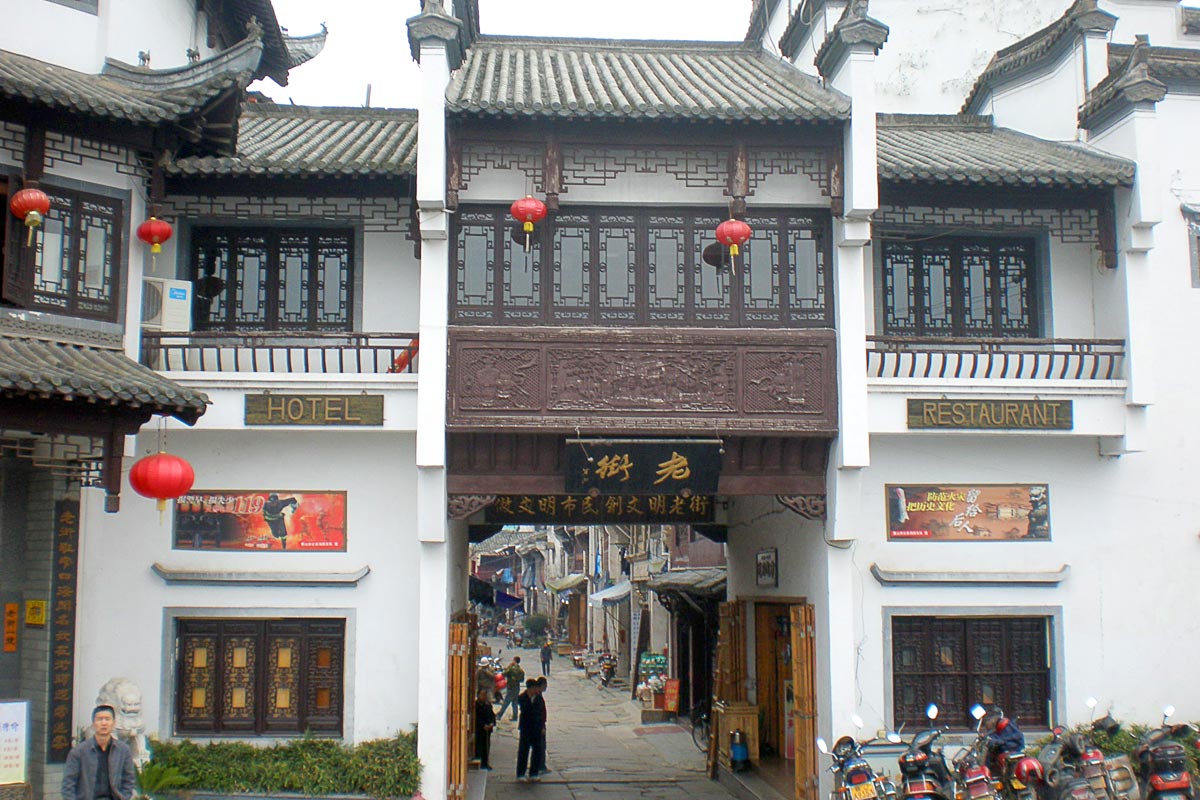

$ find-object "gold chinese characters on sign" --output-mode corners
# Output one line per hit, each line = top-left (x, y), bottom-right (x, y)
(485, 494), (715, 524)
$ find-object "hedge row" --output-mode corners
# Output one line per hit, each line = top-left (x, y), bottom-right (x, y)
(148, 732), (421, 798)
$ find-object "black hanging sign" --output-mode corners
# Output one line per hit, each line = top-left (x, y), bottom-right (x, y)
(565, 438), (723, 496)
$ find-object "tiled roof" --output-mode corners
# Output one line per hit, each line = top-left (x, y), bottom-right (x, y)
(961, 0), (1116, 114)
(877, 114), (1135, 188)
(0, 36), (261, 125)
(0, 323), (208, 424)
(646, 567), (726, 597)
(167, 105), (418, 179)
(1106, 42), (1200, 83)
(283, 25), (328, 69)
(447, 36), (849, 122)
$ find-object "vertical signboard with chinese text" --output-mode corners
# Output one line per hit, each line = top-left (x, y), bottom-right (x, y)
(48, 500), (79, 761)
(885, 484), (1050, 541)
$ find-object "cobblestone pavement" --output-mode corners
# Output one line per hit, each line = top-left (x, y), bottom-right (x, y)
(477, 640), (742, 800)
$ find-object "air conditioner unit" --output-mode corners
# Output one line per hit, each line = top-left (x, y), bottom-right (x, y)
(141, 277), (192, 331)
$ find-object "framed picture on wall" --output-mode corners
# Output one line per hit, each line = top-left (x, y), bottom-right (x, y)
(755, 548), (778, 588)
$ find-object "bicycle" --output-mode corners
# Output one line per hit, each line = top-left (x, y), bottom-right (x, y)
(691, 700), (712, 752)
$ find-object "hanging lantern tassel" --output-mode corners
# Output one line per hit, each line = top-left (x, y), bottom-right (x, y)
(510, 195), (547, 253)
(715, 218), (752, 276)
(137, 217), (174, 268)
(129, 451), (195, 523)
(9, 188), (51, 247)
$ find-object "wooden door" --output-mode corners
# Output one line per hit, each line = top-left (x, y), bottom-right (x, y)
(791, 605), (818, 800)
(708, 600), (746, 777)
(447, 622), (470, 800)
(755, 603), (790, 756)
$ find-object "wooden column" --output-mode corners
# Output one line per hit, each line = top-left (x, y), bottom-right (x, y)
(726, 141), (749, 217)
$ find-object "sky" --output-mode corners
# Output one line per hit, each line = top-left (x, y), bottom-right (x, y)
(255, 0), (753, 109)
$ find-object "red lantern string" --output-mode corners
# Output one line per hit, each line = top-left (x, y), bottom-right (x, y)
(9, 188), (50, 246)
(137, 217), (174, 267)
(129, 451), (195, 521)
(510, 195), (547, 252)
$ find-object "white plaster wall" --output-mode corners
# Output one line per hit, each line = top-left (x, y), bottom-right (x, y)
(0, 0), (210, 73)
(75, 428), (422, 743)
(361, 231), (422, 332)
(870, 0), (1067, 114)
(985, 50), (1085, 141)
(842, 432), (1200, 729)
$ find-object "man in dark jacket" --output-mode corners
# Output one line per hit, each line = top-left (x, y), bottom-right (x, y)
(62, 705), (136, 800)
(984, 707), (1025, 755)
(515, 679), (547, 781)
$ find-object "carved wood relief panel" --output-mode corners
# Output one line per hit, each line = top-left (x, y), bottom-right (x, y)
(449, 326), (837, 433)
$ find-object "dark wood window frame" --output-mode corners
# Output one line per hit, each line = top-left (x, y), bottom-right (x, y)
(2, 179), (123, 323)
(879, 235), (1040, 338)
(189, 226), (355, 332)
(892, 615), (1051, 730)
(175, 618), (345, 737)
(452, 205), (834, 328)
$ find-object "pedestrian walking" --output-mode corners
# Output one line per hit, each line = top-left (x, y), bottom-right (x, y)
(539, 640), (552, 675)
(474, 687), (496, 771)
(497, 656), (524, 722)
(515, 679), (546, 782)
(534, 676), (549, 775)
(61, 705), (136, 800)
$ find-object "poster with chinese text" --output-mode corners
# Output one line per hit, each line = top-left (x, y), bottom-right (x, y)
(0, 699), (29, 785)
(885, 484), (1050, 541)
(174, 491), (347, 551)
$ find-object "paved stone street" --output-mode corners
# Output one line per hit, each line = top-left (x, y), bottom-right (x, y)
(477, 640), (742, 800)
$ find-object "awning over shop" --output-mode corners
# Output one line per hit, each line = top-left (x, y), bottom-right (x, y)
(495, 591), (523, 610)
(646, 568), (727, 598)
(588, 580), (632, 607)
(469, 575), (494, 605)
(546, 573), (587, 593)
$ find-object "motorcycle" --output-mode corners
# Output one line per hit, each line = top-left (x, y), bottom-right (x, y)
(1133, 705), (1196, 800)
(953, 705), (999, 800)
(818, 715), (901, 800)
(897, 704), (954, 800)
(1036, 724), (1096, 800)
(1078, 697), (1140, 800)
(598, 652), (618, 687)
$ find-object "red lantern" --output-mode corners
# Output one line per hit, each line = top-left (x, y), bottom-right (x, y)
(137, 216), (173, 254)
(510, 195), (547, 252)
(129, 451), (195, 514)
(9, 187), (50, 246)
(716, 218), (752, 258)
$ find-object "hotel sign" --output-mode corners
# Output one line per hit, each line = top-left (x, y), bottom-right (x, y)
(907, 399), (1073, 430)
(245, 394), (384, 426)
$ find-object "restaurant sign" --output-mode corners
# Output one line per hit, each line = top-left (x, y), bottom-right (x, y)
(565, 439), (722, 495)
(174, 490), (347, 551)
(485, 494), (715, 525)
(245, 394), (384, 426)
(886, 484), (1050, 541)
(907, 399), (1073, 430)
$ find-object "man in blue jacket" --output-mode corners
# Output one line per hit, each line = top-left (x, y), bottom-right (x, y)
(62, 705), (137, 800)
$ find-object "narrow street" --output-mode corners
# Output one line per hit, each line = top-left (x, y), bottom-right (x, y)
(479, 641), (744, 800)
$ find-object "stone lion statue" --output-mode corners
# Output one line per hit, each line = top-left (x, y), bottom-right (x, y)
(94, 678), (151, 767)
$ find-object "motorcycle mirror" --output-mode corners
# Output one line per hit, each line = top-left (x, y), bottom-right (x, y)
(887, 732), (903, 744)
(817, 737), (829, 754)
(970, 704), (986, 721)
(1086, 697), (1098, 710)
(1163, 705), (1175, 721)
(926, 703), (939, 721)
(851, 714), (864, 730)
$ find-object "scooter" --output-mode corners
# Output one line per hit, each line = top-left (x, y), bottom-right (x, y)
(1132, 705), (1196, 800)
(897, 704), (954, 800)
(818, 715), (902, 800)
(598, 652), (617, 687)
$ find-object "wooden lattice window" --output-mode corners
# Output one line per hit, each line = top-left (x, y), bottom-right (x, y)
(189, 227), (354, 331)
(880, 237), (1038, 338)
(892, 615), (1050, 730)
(2, 181), (123, 322)
(175, 618), (344, 736)
(452, 206), (833, 327)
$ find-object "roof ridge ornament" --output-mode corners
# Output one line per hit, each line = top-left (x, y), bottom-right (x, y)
(408, 0), (466, 69)
(814, 0), (889, 79)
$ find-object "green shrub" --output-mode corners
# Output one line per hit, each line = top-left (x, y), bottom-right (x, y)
(135, 762), (190, 797)
(148, 731), (420, 797)
(523, 613), (550, 636)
